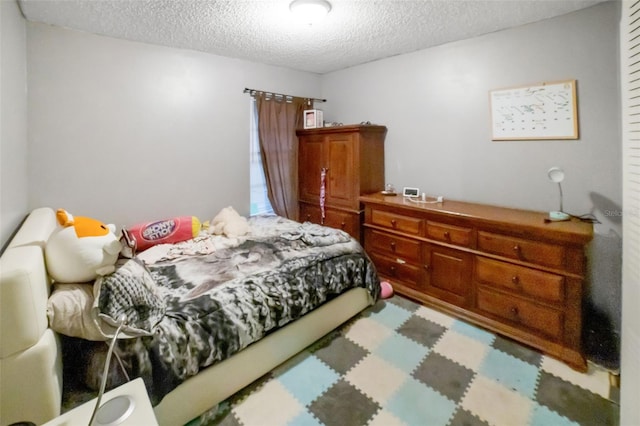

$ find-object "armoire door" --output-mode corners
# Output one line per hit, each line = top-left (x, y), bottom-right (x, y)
(298, 135), (325, 204)
(325, 133), (357, 209)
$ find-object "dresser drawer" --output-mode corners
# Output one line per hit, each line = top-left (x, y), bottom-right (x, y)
(365, 229), (420, 262)
(370, 210), (422, 235)
(426, 220), (472, 247)
(477, 231), (565, 268)
(476, 288), (563, 341)
(300, 203), (361, 241)
(369, 252), (421, 288)
(323, 209), (360, 240)
(475, 257), (565, 304)
(299, 202), (321, 224)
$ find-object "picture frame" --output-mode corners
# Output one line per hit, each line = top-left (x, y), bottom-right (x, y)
(303, 109), (324, 129)
(490, 80), (578, 141)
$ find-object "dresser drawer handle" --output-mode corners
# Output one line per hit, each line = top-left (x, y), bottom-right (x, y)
(306, 214), (311, 221)
(513, 244), (521, 252)
(391, 219), (397, 228)
(340, 222), (346, 228)
(423, 264), (430, 271)
(390, 241), (397, 252)
(390, 265), (397, 276)
(444, 231), (450, 239)
(511, 275), (520, 285)
(510, 306), (519, 316)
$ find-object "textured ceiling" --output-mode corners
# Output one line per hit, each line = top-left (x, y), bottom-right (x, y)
(18, 0), (608, 74)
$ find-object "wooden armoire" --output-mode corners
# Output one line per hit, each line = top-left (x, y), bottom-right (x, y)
(297, 124), (386, 241)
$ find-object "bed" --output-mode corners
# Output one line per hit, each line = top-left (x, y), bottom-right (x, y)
(0, 207), (379, 426)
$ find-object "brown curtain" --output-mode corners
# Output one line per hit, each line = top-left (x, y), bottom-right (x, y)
(255, 94), (308, 220)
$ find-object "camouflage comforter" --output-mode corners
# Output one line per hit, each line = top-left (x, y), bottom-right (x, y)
(94, 215), (379, 404)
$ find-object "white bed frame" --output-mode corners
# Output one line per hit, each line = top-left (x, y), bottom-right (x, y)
(0, 208), (374, 426)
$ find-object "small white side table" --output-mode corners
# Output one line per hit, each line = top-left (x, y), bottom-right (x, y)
(43, 378), (158, 426)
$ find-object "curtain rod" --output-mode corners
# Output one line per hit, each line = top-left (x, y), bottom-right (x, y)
(243, 87), (326, 103)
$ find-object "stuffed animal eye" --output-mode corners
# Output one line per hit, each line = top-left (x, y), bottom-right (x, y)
(100, 225), (106, 230)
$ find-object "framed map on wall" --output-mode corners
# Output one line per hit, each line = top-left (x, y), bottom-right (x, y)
(490, 80), (578, 140)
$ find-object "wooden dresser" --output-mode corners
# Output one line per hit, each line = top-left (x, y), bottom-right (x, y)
(360, 193), (593, 371)
(297, 125), (386, 241)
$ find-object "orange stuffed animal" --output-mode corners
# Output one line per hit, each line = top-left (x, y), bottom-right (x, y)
(45, 209), (121, 283)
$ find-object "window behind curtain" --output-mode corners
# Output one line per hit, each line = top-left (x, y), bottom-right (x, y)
(249, 98), (274, 216)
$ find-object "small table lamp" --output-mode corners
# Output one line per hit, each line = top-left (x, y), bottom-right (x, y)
(547, 167), (570, 221)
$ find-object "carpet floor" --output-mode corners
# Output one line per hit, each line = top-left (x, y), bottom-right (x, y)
(188, 295), (620, 426)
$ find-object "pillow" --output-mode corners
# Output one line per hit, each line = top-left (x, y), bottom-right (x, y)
(47, 283), (109, 341)
(126, 216), (201, 252)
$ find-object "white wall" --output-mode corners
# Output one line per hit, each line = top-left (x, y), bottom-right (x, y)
(26, 23), (321, 229)
(322, 2), (620, 225)
(0, 0), (29, 249)
(322, 2), (622, 336)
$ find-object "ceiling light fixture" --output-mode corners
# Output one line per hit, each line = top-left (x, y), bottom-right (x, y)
(289, 0), (332, 25)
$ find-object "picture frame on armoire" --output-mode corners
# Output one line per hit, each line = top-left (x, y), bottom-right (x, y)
(303, 109), (323, 129)
(490, 79), (578, 141)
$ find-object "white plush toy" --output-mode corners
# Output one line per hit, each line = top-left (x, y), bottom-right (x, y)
(45, 209), (122, 283)
(209, 206), (249, 238)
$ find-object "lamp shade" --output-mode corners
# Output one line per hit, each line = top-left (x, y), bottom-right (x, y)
(547, 166), (565, 183)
